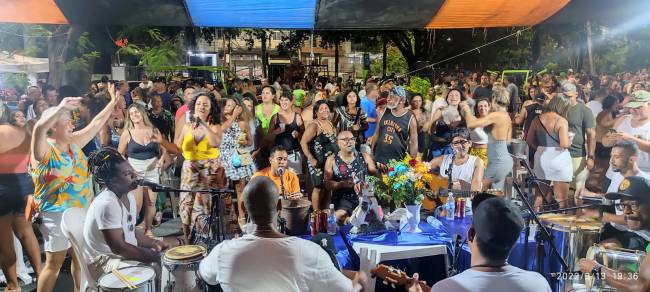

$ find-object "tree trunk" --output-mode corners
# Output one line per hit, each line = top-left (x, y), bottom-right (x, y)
(48, 25), (81, 89)
(586, 21), (595, 75)
(382, 36), (387, 78)
(334, 39), (340, 79)
(531, 26), (541, 70)
(261, 31), (268, 78)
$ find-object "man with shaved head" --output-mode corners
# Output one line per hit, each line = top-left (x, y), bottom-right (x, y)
(199, 176), (367, 291)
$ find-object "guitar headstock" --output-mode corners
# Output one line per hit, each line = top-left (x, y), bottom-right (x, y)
(371, 265), (410, 287)
(371, 264), (431, 292)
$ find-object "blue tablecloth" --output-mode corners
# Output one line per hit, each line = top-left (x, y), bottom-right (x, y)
(301, 216), (561, 287)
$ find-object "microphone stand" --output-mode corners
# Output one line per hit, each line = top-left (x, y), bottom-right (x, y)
(278, 169), (287, 200)
(511, 179), (569, 287)
(535, 204), (598, 215)
(446, 152), (455, 191)
(277, 168), (288, 233)
(516, 156), (551, 270)
(150, 185), (235, 245)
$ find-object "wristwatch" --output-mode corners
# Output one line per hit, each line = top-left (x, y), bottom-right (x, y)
(587, 155), (595, 160)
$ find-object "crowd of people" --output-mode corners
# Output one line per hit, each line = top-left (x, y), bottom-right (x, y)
(0, 67), (649, 291)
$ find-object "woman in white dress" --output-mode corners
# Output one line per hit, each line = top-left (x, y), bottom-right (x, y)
(525, 94), (573, 210)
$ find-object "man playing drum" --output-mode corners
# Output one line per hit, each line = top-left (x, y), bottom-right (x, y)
(84, 148), (171, 289)
(578, 176), (650, 292)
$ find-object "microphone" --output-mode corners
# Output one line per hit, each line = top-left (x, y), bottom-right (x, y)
(580, 196), (614, 206)
(277, 167), (286, 199)
(135, 179), (169, 191)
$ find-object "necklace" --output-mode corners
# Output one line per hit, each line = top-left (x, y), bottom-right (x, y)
(470, 262), (508, 270)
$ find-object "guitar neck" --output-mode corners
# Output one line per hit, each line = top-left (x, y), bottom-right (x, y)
(442, 189), (474, 198)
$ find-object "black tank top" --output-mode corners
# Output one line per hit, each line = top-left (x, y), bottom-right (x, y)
(332, 152), (368, 198)
(127, 130), (160, 160)
(524, 103), (543, 135)
(275, 113), (301, 151)
(375, 109), (413, 164)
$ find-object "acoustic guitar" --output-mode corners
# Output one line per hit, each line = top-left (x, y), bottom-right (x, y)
(422, 174), (503, 211)
(371, 264), (431, 292)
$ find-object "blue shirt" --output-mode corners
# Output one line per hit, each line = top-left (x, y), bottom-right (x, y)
(360, 96), (376, 139)
(123, 92), (133, 107)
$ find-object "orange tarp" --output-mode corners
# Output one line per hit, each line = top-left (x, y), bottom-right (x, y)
(0, 0), (68, 24)
(426, 0), (571, 28)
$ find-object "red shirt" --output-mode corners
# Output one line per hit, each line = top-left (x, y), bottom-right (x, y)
(175, 104), (189, 120)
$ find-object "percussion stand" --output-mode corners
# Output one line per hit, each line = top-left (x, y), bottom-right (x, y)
(512, 180), (569, 278)
(153, 186), (235, 245)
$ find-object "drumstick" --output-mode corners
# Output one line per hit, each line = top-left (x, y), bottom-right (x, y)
(112, 268), (136, 289)
(112, 268), (135, 289)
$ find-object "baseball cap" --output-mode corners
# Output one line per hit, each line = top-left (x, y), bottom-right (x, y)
(562, 83), (577, 95)
(472, 197), (524, 252)
(154, 76), (166, 84)
(623, 90), (650, 109)
(391, 86), (406, 98)
(605, 175), (650, 205)
(311, 233), (340, 270)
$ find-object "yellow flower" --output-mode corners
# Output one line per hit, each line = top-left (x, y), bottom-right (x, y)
(414, 181), (424, 189)
(382, 176), (389, 185)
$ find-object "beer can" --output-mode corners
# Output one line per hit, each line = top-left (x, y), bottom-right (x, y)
(318, 211), (328, 233)
(456, 198), (466, 219)
(310, 214), (317, 236)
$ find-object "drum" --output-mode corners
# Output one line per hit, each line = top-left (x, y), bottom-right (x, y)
(98, 266), (155, 292)
(539, 214), (603, 271)
(584, 245), (646, 291)
(162, 245), (207, 292)
(280, 198), (311, 236)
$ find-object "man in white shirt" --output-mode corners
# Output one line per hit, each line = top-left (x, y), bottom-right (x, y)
(84, 149), (169, 284)
(198, 176), (367, 292)
(408, 195), (551, 292)
(581, 141), (650, 250)
(429, 128), (484, 192)
(586, 88), (607, 117)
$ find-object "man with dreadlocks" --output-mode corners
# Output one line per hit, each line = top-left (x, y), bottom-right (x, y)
(83, 148), (168, 288)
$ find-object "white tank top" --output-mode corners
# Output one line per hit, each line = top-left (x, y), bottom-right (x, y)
(470, 127), (489, 144)
(606, 115), (650, 178)
(439, 154), (477, 185)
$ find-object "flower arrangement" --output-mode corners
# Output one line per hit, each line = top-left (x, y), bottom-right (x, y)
(370, 155), (433, 207)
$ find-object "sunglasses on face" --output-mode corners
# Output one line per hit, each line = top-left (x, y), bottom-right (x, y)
(619, 202), (641, 211)
(451, 140), (469, 145)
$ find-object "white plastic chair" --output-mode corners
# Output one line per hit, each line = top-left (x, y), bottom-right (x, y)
(356, 243), (449, 292)
(61, 207), (97, 292)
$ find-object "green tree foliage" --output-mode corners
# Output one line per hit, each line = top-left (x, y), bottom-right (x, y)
(64, 32), (101, 73)
(370, 46), (407, 76)
(0, 73), (29, 92)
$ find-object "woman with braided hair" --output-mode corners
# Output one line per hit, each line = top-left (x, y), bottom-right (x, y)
(84, 148), (168, 289)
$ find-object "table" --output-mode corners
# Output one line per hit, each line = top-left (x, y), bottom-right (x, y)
(301, 216), (559, 289)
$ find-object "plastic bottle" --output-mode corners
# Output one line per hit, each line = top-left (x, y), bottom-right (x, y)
(327, 204), (338, 235)
(446, 192), (455, 220)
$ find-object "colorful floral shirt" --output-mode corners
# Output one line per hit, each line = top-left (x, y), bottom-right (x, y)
(30, 142), (93, 212)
